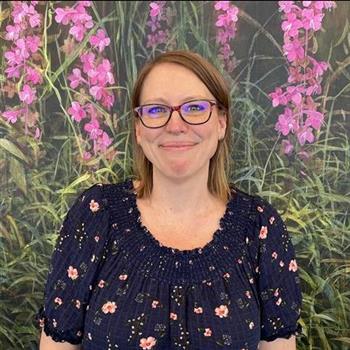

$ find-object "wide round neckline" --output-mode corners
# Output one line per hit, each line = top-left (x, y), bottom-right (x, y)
(125, 179), (239, 258)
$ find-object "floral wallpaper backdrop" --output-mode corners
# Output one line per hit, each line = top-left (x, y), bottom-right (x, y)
(0, 1), (349, 349)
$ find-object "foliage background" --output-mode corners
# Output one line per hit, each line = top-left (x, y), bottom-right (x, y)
(0, 1), (349, 349)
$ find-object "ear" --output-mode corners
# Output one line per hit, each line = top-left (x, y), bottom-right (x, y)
(135, 121), (141, 145)
(218, 111), (227, 140)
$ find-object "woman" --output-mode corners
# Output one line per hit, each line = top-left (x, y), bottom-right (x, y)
(36, 50), (302, 349)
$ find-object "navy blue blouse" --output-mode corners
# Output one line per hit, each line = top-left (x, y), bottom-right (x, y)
(35, 179), (302, 349)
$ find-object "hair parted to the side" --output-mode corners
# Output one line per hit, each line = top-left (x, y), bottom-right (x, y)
(129, 50), (235, 203)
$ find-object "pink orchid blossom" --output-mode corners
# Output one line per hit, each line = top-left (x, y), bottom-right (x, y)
(68, 102), (87, 122)
(84, 119), (103, 140)
(19, 84), (37, 104)
(89, 29), (111, 53)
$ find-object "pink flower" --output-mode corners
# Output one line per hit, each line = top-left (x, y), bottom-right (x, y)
(102, 301), (117, 314)
(278, 1), (297, 14)
(68, 68), (84, 89)
(69, 24), (86, 42)
(215, 1), (230, 11)
(98, 280), (105, 288)
(194, 307), (203, 314)
(89, 29), (110, 52)
(2, 109), (22, 124)
(297, 126), (314, 145)
(150, 3), (161, 17)
(170, 312), (177, 320)
(269, 87), (288, 107)
(89, 199), (100, 212)
(34, 127), (41, 140)
(304, 109), (324, 130)
(301, 8), (324, 31)
(55, 8), (74, 25)
(282, 139), (294, 155)
(275, 108), (298, 136)
(81, 52), (95, 73)
(259, 226), (268, 239)
(68, 101), (86, 122)
(289, 259), (298, 272)
(5, 24), (21, 41)
(67, 266), (79, 280)
(283, 39), (305, 62)
(25, 66), (43, 85)
(119, 274), (128, 280)
(19, 84), (36, 104)
(89, 85), (104, 101)
(54, 297), (63, 305)
(26, 35), (41, 53)
(139, 336), (157, 350)
(96, 132), (112, 152)
(204, 328), (212, 337)
(281, 12), (303, 37)
(215, 304), (229, 318)
(84, 119), (103, 140)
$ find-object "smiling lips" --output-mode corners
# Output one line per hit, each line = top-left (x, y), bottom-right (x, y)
(160, 142), (197, 147)
(160, 142), (197, 150)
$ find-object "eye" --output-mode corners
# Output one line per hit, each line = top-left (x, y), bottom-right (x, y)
(147, 105), (167, 114)
(183, 101), (209, 113)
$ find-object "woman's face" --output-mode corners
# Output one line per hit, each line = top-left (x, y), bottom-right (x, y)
(135, 62), (227, 180)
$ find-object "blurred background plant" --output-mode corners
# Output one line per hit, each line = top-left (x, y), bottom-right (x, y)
(0, 1), (349, 349)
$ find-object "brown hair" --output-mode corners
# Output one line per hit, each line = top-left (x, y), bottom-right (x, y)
(129, 50), (235, 203)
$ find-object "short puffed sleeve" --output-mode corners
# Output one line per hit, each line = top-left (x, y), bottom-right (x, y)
(34, 183), (110, 344)
(253, 196), (302, 341)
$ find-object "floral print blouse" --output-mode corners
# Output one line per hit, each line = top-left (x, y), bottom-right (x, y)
(35, 179), (302, 349)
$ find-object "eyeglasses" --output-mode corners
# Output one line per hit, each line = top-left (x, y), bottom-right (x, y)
(134, 99), (218, 129)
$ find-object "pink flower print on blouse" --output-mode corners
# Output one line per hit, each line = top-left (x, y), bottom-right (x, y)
(276, 297), (282, 306)
(245, 291), (252, 299)
(249, 321), (255, 329)
(204, 328), (212, 337)
(151, 300), (159, 308)
(272, 251), (278, 259)
(94, 235), (100, 242)
(259, 226), (268, 239)
(289, 259), (298, 272)
(170, 312), (177, 320)
(139, 336), (157, 349)
(257, 205), (264, 212)
(75, 299), (81, 309)
(89, 199), (100, 212)
(215, 304), (229, 318)
(102, 301), (117, 314)
(119, 273), (128, 280)
(67, 266), (79, 280)
(269, 216), (275, 224)
(280, 260), (285, 267)
(194, 307), (203, 314)
(54, 297), (62, 305)
(98, 279), (105, 288)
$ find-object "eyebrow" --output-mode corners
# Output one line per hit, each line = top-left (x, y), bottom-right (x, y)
(141, 96), (212, 105)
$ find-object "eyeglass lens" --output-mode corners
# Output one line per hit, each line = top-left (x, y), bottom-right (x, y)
(139, 100), (212, 128)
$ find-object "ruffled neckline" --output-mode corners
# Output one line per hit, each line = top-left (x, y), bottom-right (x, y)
(125, 179), (240, 258)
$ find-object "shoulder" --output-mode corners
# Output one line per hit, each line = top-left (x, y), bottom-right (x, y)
(230, 184), (285, 229)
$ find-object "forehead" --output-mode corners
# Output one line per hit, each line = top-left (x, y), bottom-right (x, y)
(139, 63), (214, 104)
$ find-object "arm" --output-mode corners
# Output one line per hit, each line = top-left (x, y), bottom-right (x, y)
(259, 336), (296, 350)
(40, 329), (82, 350)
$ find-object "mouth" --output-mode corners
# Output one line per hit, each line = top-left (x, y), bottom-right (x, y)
(159, 144), (197, 151)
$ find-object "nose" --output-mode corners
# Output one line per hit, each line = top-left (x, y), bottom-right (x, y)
(164, 110), (188, 132)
